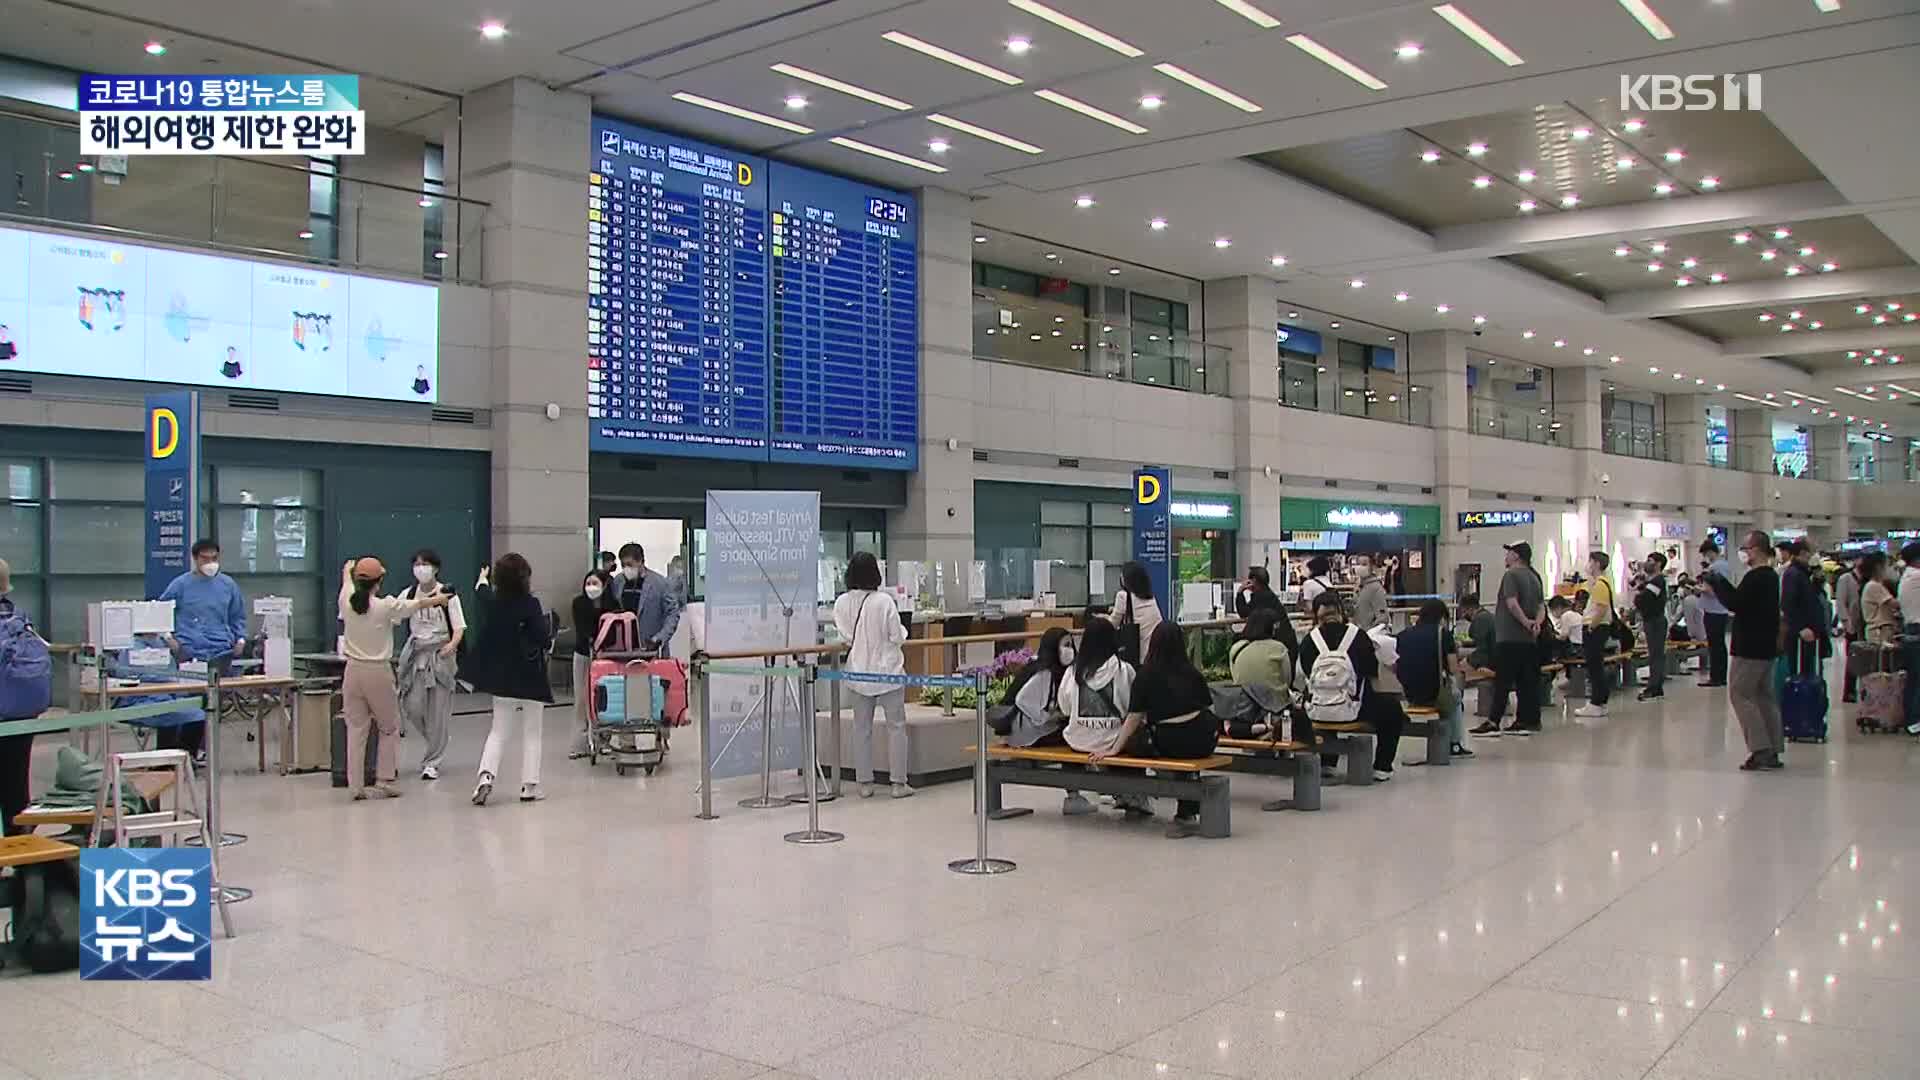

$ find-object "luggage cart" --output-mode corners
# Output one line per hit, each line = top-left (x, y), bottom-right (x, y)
(589, 657), (668, 776)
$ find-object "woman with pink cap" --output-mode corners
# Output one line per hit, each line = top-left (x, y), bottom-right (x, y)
(339, 557), (450, 801)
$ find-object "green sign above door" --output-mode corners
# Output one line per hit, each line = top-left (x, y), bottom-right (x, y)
(1280, 497), (1440, 535)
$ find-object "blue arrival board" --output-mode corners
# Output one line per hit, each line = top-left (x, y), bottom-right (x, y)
(588, 116), (918, 469)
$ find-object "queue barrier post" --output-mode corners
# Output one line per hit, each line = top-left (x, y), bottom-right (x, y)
(739, 655), (787, 810)
(949, 668), (1015, 876)
(695, 657), (717, 820)
(783, 662), (843, 845)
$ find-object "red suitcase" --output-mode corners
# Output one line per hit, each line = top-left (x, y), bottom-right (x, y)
(1857, 643), (1907, 734)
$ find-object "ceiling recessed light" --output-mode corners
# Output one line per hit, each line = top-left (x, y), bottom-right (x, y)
(1139, 94), (1164, 110)
(432, 250), (449, 261)
(297, 229), (314, 240)
(1623, 118), (1646, 133)
(1466, 142), (1488, 156)
(1650, 242), (1668, 254)
(1820, 261), (1837, 272)
(1696, 377), (1706, 385)
(1809, 320), (1823, 329)
(1649, 365), (1660, 373)
(1610, 355), (1622, 363)
(973, 235), (988, 243)
(1108, 267), (1121, 275)
(1759, 313), (1775, 322)
(1152, 63), (1262, 112)
(1647, 261), (1663, 272)
(1561, 194), (1580, 207)
(672, 92), (815, 134)
(1715, 383), (1725, 391)
(1654, 182), (1674, 195)
(1584, 346), (1596, 355)
(1616, 156), (1635, 170)
(417, 196), (433, 208)
(1785, 265), (1804, 276)
(1033, 89), (1148, 133)
(1796, 246), (1815, 258)
(56, 170), (73, 181)
(1009, 0), (1142, 55)
(1044, 252), (1059, 260)
(479, 22), (507, 40)
(1699, 176), (1720, 189)
(1287, 34), (1388, 89)
(784, 94), (809, 110)
(1396, 43), (1423, 59)
(1773, 227), (1791, 239)
(1472, 175), (1492, 189)
(1906, 313), (1918, 322)
(1005, 36), (1032, 54)
(1675, 276), (1692, 286)
(1523, 330), (1536, 339)
(1553, 339), (1566, 348)
(143, 40), (167, 56)
(928, 138), (950, 153)
(1789, 310), (1803, 319)
(76, 162), (94, 173)
(1515, 168), (1536, 183)
(1394, 291), (1409, 301)
(1436, 303), (1451, 313)
(1149, 217), (1168, 230)
(883, 31), (1023, 84)
(1874, 314), (1889, 324)
(1760, 249), (1778, 261)
(1709, 272), (1725, 283)
(1680, 257), (1696, 268)
(1349, 278), (1366, 289)
(1571, 126), (1592, 140)
(1212, 0), (1283, 28)
(1214, 237), (1232, 248)
(1664, 149), (1685, 162)
(1731, 232), (1751, 245)
(770, 64), (914, 111)
(1074, 194), (1096, 208)
(826, 135), (947, 172)
(1517, 199), (1536, 212)
(1614, 245), (1632, 257)
(1432, 4), (1525, 65)
(1420, 149), (1441, 163)
(1288, 311), (1299, 318)
(1472, 314), (1487, 325)
(1329, 321), (1342, 328)
(1270, 255), (1288, 267)
(1889, 302), (1904, 311)
(1617, 0), (1676, 39)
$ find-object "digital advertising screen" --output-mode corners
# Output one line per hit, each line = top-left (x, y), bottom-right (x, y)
(0, 222), (438, 402)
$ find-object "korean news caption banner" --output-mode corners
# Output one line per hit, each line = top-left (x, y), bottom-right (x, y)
(81, 75), (364, 156)
(1131, 467), (1173, 613)
(704, 491), (819, 780)
(81, 848), (214, 980)
(144, 391), (201, 600)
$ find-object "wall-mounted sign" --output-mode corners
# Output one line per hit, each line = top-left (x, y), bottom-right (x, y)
(1282, 498), (1441, 535)
(1276, 325), (1322, 356)
(1169, 492), (1240, 529)
(1889, 530), (1920, 541)
(1662, 521), (1692, 539)
(1327, 506), (1401, 529)
(1458, 509), (1535, 529)
(1132, 467), (1173, 611)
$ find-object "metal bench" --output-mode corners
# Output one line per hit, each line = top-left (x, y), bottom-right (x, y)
(1213, 736), (1321, 811)
(980, 744), (1235, 839)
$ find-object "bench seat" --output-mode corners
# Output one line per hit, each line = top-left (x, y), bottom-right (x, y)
(983, 744), (1232, 772)
(977, 743), (1235, 837)
(0, 834), (80, 868)
(14, 772), (178, 830)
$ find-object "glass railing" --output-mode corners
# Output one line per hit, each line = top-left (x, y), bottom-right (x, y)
(0, 108), (484, 283)
(1472, 400), (1569, 446)
(1332, 377), (1431, 426)
(1603, 424), (1672, 461)
(973, 294), (1230, 396)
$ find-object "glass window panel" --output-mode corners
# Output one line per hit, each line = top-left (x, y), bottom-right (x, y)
(1091, 526), (1130, 563)
(49, 575), (147, 638)
(216, 507), (318, 573)
(1039, 525), (1088, 564)
(1090, 503), (1130, 527)
(1039, 500), (1086, 527)
(49, 505), (145, 572)
(228, 574), (324, 646)
(49, 459), (143, 501)
(3, 579), (46, 633)
(0, 504), (42, 573)
(1051, 569), (1089, 608)
(1, 459), (39, 501)
(217, 467), (320, 507)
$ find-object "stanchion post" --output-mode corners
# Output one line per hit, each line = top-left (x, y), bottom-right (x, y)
(785, 661), (843, 845)
(828, 654), (844, 799)
(949, 669), (1015, 876)
(739, 655), (787, 810)
(695, 657), (716, 820)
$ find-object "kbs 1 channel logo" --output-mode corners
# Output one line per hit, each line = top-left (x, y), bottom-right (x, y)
(79, 849), (214, 980)
(1619, 73), (1762, 113)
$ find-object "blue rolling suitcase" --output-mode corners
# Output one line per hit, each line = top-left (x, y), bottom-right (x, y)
(1781, 640), (1829, 744)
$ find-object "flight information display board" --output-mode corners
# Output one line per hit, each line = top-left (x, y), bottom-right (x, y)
(587, 115), (917, 469)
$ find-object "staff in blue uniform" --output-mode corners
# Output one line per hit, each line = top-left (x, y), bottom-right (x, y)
(158, 538), (246, 762)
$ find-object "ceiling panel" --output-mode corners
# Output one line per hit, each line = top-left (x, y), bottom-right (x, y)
(1512, 215), (1915, 301)
(1668, 293), (1920, 344)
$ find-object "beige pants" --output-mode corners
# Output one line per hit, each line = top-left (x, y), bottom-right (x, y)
(343, 659), (401, 788)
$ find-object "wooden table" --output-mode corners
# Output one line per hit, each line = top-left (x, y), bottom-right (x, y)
(80, 675), (299, 773)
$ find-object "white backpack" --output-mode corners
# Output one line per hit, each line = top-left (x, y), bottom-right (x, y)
(1306, 625), (1362, 724)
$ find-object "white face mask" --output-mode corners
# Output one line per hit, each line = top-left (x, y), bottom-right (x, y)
(197, 561), (220, 578)
(1737, 549), (1751, 566)
(413, 565), (435, 584)
(622, 565), (642, 581)
(584, 584), (604, 600)
(1057, 644), (1076, 667)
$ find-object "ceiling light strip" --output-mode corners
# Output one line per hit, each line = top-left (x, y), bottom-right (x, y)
(1007, 0), (1143, 57)
(770, 63), (912, 110)
(1795, 392), (1832, 405)
(1616, 0), (1676, 40)
(882, 31), (1023, 85)
(1286, 34), (1387, 90)
(670, 92), (814, 134)
(827, 136), (948, 173)
(927, 113), (1045, 154)
(1431, 4), (1525, 65)
(1213, 0), (1282, 28)
(1152, 64), (1262, 112)
(1033, 89), (1149, 133)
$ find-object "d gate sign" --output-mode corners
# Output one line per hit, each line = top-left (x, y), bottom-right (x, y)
(81, 849), (213, 980)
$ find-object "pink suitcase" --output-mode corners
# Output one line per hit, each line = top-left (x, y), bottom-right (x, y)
(641, 657), (689, 726)
(1857, 644), (1907, 733)
(588, 613), (641, 725)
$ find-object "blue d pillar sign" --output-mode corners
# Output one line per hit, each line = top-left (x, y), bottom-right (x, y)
(144, 391), (201, 600)
(1132, 467), (1172, 612)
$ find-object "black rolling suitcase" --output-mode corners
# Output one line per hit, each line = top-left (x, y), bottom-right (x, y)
(330, 708), (380, 788)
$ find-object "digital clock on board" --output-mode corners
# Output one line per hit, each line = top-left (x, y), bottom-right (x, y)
(867, 197), (910, 223)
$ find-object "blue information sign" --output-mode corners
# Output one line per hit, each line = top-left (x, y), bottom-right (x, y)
(586, 116), (917, 468)
(1132, 468), (1173, 613)
(144, 391), (201, 600)
(80, 848), (214, 980)
(1457, 509), (1535, 529)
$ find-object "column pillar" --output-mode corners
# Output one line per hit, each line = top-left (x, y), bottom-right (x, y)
(1668, 393), (1712, 553)
(1206, 276), (1282, 574)
(1732, 407), (1773, 476)
(1411, 330), (1471, 597)
(456, 78), (592, 602)
(1556, 367), (1606, 549)
(1810, 422), (1847, 483)
(889, 188), (975, 573)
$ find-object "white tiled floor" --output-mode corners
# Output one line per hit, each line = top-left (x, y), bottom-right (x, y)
(8, 665), (1920, 1079)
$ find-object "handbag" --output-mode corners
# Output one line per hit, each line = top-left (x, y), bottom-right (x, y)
(1114, 593), (1142, 664)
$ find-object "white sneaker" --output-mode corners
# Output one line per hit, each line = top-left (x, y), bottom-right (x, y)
(1574, 704), (1608, 718)
(420, 765), (439, 781)
(519, 783), (545, 803)
(890, 782), (915, 799)
(471, 772), (493, 806)
(1061, 792), (1094, 816)
(858, 782), (875, 799)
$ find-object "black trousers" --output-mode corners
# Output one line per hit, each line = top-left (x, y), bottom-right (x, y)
(1304, 695), (1404, 773)
(1644, 620), (1667, 695)
(1149, 719), (1219, 818)
(1489, 641), (1542, 729)
(1584, 634), (1612, 706)
(0, 732), (33, 837)
(1703, 613), (1730, 684)
(156, 720), (205, 758)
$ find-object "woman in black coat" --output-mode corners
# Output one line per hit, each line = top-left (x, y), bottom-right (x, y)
(461, 553), (554, 805)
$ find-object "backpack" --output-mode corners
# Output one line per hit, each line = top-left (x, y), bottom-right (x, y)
(6, 859), (80, 973)
(1113, 593), (1142, 665)
(1305, 625), (1362, 724)
(0, 608), (52, 720)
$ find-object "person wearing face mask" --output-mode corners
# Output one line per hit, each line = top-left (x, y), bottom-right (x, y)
(339, 557), (451, 800)
(1695, 539), (1733, 688)
(396, 549), (465, 781)
(158, 539), (247, 764)
(568, 569), (619, 759)
(616, 542), (682, 656)
(1708, 532), (1783, 770)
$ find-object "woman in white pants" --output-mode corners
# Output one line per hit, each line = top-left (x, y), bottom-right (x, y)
(459, 553), (554, 804)
(833, 552), (912, 798)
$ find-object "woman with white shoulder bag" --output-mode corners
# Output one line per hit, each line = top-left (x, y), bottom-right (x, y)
(833, 552), (913, 798)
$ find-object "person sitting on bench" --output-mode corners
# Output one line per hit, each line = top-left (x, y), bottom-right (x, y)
(1298, 591), (1402, 782)
(1397, 600), (1471, 758)
(1058, 619), (1147, 817)
(992, 627), (1091, 816)
(1226, 608), (1296, 738)
(1128, 623), (1224, 839)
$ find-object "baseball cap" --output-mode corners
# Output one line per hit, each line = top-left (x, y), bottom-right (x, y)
(352, 556), (386, 582)
(1504, 541), (1533, 563)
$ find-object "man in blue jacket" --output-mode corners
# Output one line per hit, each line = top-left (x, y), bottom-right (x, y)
(158, 538), (247, 762)
(616, 543), (681, 655)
